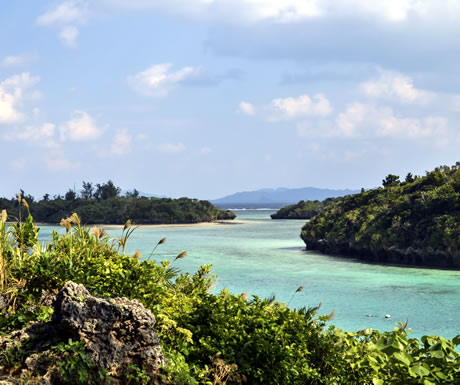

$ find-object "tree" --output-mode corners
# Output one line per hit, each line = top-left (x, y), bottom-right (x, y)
(125, 189), (140, 198)
(382, 174), (400, 188)
(81, 181), (94, 200)
(65, 189), (77, 201)
(94, 180), (121, 200)
(405, 173), (415, 183)
(42, 193), (50, 201)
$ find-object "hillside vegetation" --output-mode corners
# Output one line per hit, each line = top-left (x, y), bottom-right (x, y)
(271, 198), (338, 219)
(301, 164), (460, 268)
(0, 206), (458, 384)
(0, 181), (235, 224)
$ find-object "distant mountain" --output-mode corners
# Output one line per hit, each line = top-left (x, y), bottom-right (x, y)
(211, 187), (359, 209)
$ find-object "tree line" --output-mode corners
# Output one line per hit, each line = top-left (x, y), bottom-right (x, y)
(0, 180), (236, 224)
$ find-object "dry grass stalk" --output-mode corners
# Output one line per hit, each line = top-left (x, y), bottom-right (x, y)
(92, 227), (101, 240)
(287, 285), (305, 307)
(0, 254), (6, 290)
(70, 212), (81, 226)
(132, 250), (142, 259)
(92, 227), (107, 241)
(123, 219), (132, 231)
(174, 251), (187, 261)
(211, 358), (246, 385)
(1, 209), (7, 223)
(146, 237), (167, 261)
(60, 218), (72, 232)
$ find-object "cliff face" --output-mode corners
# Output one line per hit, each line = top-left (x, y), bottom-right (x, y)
(301, 164), (460, 268)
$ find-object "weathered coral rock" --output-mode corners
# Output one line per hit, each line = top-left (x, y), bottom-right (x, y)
(53, 281), (165, 377)
(0, 281), (165, 384)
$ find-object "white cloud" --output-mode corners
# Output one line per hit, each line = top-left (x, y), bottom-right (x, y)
(0, 73), (40, 123)
(11, 122), (55, 140)
(158, 143), (186, 153)
(336, 103), (367, 137)
(238, 101), (255, 115)
(111, 129), (132, 156)
(269, 93), (333, 121)
(60, 110), (104, 141)
(59, 26), (79, 47)
(240, 93), (333, 122)
(360, 70), (434, 104)
(336, 103), (449, 140)
(36, 1), (88, 26)
(36, 1), (87, 47)
(96, 0), (460, 23)
(0, 55), (34, 67)
(128, 64), (206, 97)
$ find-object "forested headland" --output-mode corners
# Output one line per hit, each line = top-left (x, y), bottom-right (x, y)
(0, 181), (235, 225)
(271, 198), (338, 219)
(301, 163), (460, 268)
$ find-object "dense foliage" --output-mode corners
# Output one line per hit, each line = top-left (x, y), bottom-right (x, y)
(271, 198), (338, 219)
(0, 181), (235, 224)
(0, 203), (459, 384)
(301, 163), (460, 268)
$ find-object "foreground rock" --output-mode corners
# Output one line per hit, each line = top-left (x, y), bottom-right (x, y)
(0, 281), (165, 384)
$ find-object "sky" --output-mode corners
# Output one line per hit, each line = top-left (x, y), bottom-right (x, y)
(1, 0), (460, 200)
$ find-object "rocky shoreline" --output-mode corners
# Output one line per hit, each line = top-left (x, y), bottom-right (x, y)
(302, 236), (460, 268)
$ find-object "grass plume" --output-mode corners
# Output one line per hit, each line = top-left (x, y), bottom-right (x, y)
(287, 285), (305, 307)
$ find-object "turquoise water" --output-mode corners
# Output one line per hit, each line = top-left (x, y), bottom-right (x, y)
(39, 210), (460, 340)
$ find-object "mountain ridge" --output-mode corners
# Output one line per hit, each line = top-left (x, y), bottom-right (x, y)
(211, 186), (359, 208)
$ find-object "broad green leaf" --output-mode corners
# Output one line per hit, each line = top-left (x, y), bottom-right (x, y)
(409, 364), (430, 377)
(393, 352), (412, 366)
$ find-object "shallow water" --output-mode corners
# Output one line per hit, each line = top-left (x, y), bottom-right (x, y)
(39, 210), (460, 339)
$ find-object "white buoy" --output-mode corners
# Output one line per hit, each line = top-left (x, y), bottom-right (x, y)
(385, 314), (391, 319)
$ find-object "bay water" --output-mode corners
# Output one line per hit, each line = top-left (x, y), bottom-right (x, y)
(39, 209), (460, 340)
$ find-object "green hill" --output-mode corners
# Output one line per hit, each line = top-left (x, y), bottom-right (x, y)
(271, 198), (338, 219)
(301, 164), (460, 268)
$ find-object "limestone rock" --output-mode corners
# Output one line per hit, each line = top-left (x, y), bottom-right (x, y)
(0, 281), (165, 384)
(53, 281), (165, 377)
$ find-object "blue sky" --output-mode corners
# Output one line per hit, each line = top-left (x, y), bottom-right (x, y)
(1, 0), (460, 199)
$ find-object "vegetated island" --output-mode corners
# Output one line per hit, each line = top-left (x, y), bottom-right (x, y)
(271, 198), (338, 219)
(1, 210), (459, 384)
(301, 163), (460, 268)
(0, 180), (235, 225)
